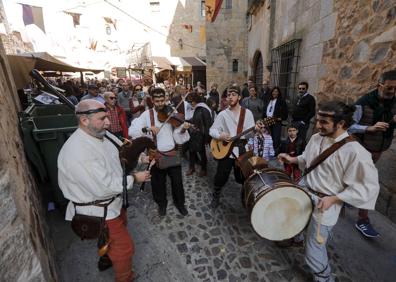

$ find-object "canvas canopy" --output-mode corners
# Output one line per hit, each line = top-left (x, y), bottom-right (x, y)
(7, 52), (103, 89)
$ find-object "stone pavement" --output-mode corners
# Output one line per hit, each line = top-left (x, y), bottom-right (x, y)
(49, 157), (396, 282)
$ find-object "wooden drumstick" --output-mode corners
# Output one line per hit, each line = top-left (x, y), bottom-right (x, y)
(316, 210), (325, 244)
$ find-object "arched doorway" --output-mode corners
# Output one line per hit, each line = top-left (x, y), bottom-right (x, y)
(252, 51), (263, 88)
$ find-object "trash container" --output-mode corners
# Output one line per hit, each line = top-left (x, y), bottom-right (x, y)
(19, 104), (77, 208)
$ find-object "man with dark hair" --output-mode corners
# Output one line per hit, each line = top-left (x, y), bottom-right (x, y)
(209, 85), (257, 208)
(241, 79), (254, 99)
(241, 85), (264, 121)
(129, 88), (191, 216)
(349, 69), (396, 238)
(259, 79), (271, 102)
(291, 81), (316, 141)
(58, 99), (150, 281)
(185, 92), (213, 176)
(279, 100), (379, 282)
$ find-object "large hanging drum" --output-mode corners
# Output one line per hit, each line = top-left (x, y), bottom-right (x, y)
(243, 168), (312, 241)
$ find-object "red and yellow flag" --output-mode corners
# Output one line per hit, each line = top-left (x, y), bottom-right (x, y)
(205, 0), (223, 23)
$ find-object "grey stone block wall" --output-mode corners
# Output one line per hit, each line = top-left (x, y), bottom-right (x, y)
(0, 38), (58, 281)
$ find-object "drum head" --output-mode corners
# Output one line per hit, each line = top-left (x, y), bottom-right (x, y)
(251, 186), (312, 241)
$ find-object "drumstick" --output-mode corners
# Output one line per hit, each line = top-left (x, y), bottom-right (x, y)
(316, 210), (325, 244)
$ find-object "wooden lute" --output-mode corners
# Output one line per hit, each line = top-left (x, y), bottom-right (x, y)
(210, 117), (277, 160)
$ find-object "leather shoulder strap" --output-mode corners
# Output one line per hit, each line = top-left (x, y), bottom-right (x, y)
(237, 107), (246, 135)
(304, 135), (355, 176)
(149, 108), (155, 127)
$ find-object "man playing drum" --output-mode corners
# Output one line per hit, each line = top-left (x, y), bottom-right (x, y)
(278, 101), (379, 282)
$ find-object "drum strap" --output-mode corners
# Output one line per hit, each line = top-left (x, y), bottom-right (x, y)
(304, 135), (355, 176)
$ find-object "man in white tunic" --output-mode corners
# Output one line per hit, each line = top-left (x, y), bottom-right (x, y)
(58, 99), (150, 282)
(209, 85), (256, 208)
(129, 88), (190, 217)
(278, 101), (379, 282)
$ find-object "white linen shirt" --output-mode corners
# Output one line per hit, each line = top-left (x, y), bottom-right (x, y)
(58, 129), (134, 221)
(209, 107), (255, 158)
(128, 108), (190, 151)
(297, 132), (380, 226)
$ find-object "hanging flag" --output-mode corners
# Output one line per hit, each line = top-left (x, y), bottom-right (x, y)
(205, 0), (223, 23)
(89, 39), (98, 51)
(64, 12), (81, 27)
(182, 24), (193, 33)
(21, 4), (45, 33)
(103, 17), (117, 30)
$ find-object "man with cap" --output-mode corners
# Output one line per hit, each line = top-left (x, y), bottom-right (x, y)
(58, 99), (150, 281)
(81, 84), (105, 104)
(209, 85), (257, 208)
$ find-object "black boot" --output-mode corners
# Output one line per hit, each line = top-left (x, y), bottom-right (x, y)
(98, 254), (112, 271)
(209, 190), (221, 209)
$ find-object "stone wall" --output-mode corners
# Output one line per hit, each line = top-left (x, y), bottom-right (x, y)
(206, 0), (248, 92)
(247, 0), (271, 80)
(0, 41), (58, 280)
(167, 0), (206, 58)
(317, 0), (396, 223)
(318, 0), (396, 102)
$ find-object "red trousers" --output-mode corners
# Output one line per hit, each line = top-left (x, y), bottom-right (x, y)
(106, 209), (134, 282)
(284, 163), (301, 183)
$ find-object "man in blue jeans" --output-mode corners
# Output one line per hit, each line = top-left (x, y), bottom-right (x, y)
(349, 69), (396, 238)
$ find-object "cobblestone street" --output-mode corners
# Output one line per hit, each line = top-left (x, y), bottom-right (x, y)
(51, 156), (396, 282)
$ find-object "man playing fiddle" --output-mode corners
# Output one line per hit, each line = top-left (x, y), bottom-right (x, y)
(129, 88), (191, 217)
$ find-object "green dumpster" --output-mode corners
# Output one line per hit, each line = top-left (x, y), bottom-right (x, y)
(19, 103), (77, 208)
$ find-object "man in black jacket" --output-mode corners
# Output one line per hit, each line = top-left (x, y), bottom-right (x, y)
(291, 82), (316, 141)
(186, 92), (213, 176)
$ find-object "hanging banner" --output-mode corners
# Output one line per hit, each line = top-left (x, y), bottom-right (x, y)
(65, 12), (81, 27)
(21, 4), (45, 33)
(205, 0), (223, 23)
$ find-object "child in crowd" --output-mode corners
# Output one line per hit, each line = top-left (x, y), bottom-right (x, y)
(278, 125), (306, 182)
(248, 121), (275, 161)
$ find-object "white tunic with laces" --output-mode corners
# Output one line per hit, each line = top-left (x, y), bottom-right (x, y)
(297, 132), (380, 226)
(209, 107), (255, 158)
(128, 108), (190, 152)
(58, 129), (134, 221)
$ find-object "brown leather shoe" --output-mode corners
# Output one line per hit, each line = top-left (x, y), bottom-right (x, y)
(186, 168), (195, 176)
(198, 170), (207, 177)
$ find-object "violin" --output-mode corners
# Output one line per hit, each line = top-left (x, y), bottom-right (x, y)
(157, 105), (189, 127)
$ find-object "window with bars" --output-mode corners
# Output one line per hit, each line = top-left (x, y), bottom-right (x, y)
(225, 0), (232, 9)
(270, 39), (301, 108)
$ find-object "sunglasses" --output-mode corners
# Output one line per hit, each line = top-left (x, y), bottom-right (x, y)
(109, 97), (116, 100)
(379, 83), (396, 91)
(298, 88), (306, 90)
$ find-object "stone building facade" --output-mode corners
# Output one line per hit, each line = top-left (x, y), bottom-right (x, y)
(206, 0), (248, 93)
(247, 0), (396, 222)
(0, 41), (57, 280)
(247, 0), (338, 106)
(166, 0), (206, 58)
